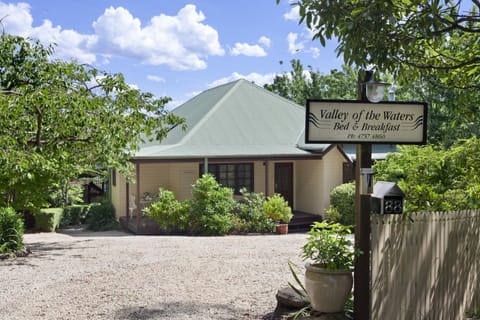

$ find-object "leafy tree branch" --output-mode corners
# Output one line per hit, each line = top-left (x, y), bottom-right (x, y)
(0, 34), (185, 210)
(278, 0), (480, 87)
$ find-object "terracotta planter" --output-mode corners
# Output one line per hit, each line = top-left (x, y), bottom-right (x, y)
(304, 263), (353, 313)
(276, 223), (289, 234)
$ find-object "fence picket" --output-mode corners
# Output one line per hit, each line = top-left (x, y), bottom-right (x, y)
(370, 210), (480, 319)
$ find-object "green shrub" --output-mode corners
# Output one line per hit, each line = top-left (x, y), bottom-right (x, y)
(189, 174), (236, 235)
(145, 188), (190, 233)
(199, 213), (235, 236)
(325, 205), (341, 222)
(49, 183), (84, 207)
(86, 201), (117, 231)
(146, 176), (237, 236)
(374, 139), (480, 212)
(263, 193), (292, 223)
(230, 214), (250, 234)
(235, 189), (275, 233)
(0, 207), (24, 254)
(60, 204), (92, 227)
(35, 208), (64, 232)
(325, 182), (355, 226)
(146, 176), (277, 235)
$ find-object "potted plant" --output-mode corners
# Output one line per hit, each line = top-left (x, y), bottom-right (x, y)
(263, 193), (293, 234)
(302, 221), (360, 313)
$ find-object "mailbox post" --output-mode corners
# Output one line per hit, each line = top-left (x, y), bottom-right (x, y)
(371, 181), (405, 214)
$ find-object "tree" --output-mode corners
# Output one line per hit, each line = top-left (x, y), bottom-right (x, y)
(264, 59), (357, 105)
(394, 74), (480, 146)
(280, 0), (480, 88)
(0, 34), (184, 210)
(374, 137), (480, 212)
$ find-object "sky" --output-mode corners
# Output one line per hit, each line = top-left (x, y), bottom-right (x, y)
(0, 0), (342, 109)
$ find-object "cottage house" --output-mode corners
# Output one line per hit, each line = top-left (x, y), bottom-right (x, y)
(110, 79), (351, 233)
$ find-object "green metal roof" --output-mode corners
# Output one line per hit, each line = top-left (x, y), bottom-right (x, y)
(135, 79), (330, 159)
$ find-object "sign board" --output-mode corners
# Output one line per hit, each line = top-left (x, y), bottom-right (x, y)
(306, 100), (427, 144)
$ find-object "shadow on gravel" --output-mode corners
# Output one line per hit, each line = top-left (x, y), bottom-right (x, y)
(0, 240), (94, 267)
(116, 301), (255, 320)
(58, 228), (132, 238)
(26, 240), (92, 260)
(27, 240), (89, 251)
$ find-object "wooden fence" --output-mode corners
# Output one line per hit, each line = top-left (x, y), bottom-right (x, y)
(371, 210), (480, 319)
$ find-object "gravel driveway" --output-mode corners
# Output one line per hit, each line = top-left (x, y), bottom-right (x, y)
(0, 229), (308, 320)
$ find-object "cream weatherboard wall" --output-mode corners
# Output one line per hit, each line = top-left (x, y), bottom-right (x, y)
(295, 159), (324, 215)
(131, 162), (200, 202)
(110, 152), (348, 220)
(110, 162), (196, 219)
(110, 170), (127, 220)
(135, 163), (171, 197)
(320, 149), (348, 214)
(167, 162), (200, 201)
(294, 148), (348, 217)
(253, 161), (267, 195)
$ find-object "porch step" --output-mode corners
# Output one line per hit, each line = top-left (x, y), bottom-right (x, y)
(288, 211), (323, 233)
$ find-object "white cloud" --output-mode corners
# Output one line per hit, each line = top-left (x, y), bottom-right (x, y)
(282, 4), (328, 60)
(92, 5), (225, 70)
(0, 2), (32, 36)
(258, 36), (271, 47)
(129, 83), (139, 90)
(243, 72), (276, 86)
(208, 72), (276, 88)
(283, 6), (299, 21)
(165, 99), (183, 111)
(229, 36), (271, 57)
(92, 7), (142, 52)
(147, 75), (165, 83)
(0, 2), (96, 63)
(29, 20), (97, 63)
(310, 47), (321, 58)
(287, 32), (304, 54)
(230, 42), (266, 57)
(1, 3), (225, 70)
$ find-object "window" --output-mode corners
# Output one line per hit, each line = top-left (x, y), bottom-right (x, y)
(199, 163), (254, 194)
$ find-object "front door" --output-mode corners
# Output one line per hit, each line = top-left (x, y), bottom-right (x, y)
(275, 162), (294, 208)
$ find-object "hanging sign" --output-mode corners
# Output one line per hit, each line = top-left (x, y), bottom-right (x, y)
(306, 100), (427, 144)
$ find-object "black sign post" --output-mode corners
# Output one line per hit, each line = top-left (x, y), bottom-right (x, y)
(354, 71), (373, 320)
(305, 75), (427, 320)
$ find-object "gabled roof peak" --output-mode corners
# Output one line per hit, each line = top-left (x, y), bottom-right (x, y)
(136, 78), (329, 159)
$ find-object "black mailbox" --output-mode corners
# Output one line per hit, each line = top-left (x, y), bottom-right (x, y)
(371, 181), (405, 214)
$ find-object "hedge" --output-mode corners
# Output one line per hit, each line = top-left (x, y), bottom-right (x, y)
(35, 208), (64, 232)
